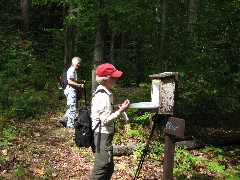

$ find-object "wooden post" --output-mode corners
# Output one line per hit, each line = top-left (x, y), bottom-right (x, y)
(163, 134), (175, 180)
(149, 72), (183, 179)
(163, 117), (185, 180)
(130, 72), (185, 179)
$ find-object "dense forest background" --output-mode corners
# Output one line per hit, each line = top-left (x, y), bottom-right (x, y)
(0, 0), (239, 179)
(0, 0), (239, 129)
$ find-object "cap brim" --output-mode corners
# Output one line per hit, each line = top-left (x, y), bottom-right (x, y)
(111, 70), (123, 78)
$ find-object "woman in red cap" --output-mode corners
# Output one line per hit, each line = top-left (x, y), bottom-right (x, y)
(90, 63), (130, 180)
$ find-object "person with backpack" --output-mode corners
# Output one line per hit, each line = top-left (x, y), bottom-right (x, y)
(90, 63), (130, 180)
(59, 57), (85, 131)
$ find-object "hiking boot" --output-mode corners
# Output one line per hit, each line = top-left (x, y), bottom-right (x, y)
(59, 119), (67, 127)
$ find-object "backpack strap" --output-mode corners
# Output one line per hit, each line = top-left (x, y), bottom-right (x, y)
(91, 89), (106, 153)
(92, 120), (101, 132)
(91, 119), (101, 153)
(97, 121), (101, 153)
(95, 89), (106, 94)
(82, 88), (107, 108)
(84, 89), (106, 153)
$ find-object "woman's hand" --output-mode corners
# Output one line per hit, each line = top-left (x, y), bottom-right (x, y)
(118, 99), (130, 114)
(77, 83), (84, 88)
(114, 104), (122, 110)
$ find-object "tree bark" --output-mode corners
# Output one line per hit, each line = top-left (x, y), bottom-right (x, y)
(157, 0), (167, 70)
(110, 32), (115, 64)
(121, 32), (125, 52)
(92, 1), (108, 92)
(153, 1), (161, 67)
(113, 144), (139, 156)
(188, 0), (198, 36)
(20, 0), (29, 38)
(64, 4), (76, 72)
(135, 37), (144, 84)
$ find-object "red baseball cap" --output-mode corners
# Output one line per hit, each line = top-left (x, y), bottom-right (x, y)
(96, 63), (123, 78)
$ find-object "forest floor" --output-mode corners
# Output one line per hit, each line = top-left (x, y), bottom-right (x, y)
(1, 114), (164, 180)
(0, 88), (240, 179)
(1, 110), (240, 179)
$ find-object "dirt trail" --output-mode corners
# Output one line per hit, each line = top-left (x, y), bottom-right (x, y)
(1, 113), (161, 180)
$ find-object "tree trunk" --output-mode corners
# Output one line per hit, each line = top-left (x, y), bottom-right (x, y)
(135, 37), (144, 84)
(110, 32), (115, 64)
(188, 0), (198, 36)
(74, 2), (81, 55)
(157, 0), (167, 70)
(153, 2), (161, 67)
(92, 9), (108, 92)
(121, 32), (125, 52)
(64, 4), (76, 72)
(20, 0), (29, 38)
(113, 144), (141, 156)
(113, 134), (240, 156)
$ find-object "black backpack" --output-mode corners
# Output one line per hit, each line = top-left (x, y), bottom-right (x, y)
(74, 88), (106, 153)
(59, 72), (68, 89)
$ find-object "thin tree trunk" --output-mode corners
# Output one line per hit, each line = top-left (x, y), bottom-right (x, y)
(20, 0), (29, 38)
(188, 0), (198, 37)
(158, 0), (167, 70)
(110, 32), (115, 64)
(74, 2), (81, 55)
(92, 13), (108, 92)
(135, 36), (144, 84)
(153, 2), (161, 67)
(121, 32), (125, 52)
(64, 4), (76, 72)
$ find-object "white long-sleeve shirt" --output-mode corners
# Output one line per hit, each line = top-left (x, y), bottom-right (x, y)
(91, 85), (120, 134)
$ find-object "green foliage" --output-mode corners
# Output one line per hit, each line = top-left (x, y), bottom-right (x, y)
(0, 126), (19, 156)
(0, 0), (20, 35)
(151, 141), (164, 157)
(174, 147), (200, 176)
(133, 141), (164, 161)
(0, 0), (239, 151)
(207, 161), (225, 174)
(173, 146), (240, 179)
(115, 56), (138, 86)
(0, 1), (239, 179)
(0, 155), (4, 164)
(133, 112), (151, 124)
(112, 134), (122, 144)
(138, 82), (151, 89)
(177, 77), (240, 129)
(126, 129), (145, 142)
(9, 89), (47, 119)
(125, 108), (138, 116)
(13, 165), (24, 177)
(133, 144), (146, 157)
(203, 146), (223, 161)
(125, 123), (147, 142)
(0, 33), (61, 120)
(2, 127), (16, 141)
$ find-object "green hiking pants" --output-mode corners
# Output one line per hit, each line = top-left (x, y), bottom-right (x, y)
(90, 133), (114, 180)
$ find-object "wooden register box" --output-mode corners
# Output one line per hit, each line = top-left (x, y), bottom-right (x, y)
(130, 72), (178, 115)
(149, 72), (178, 115)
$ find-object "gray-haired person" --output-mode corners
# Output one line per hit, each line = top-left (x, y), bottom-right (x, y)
(59, 57), (85, 131)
